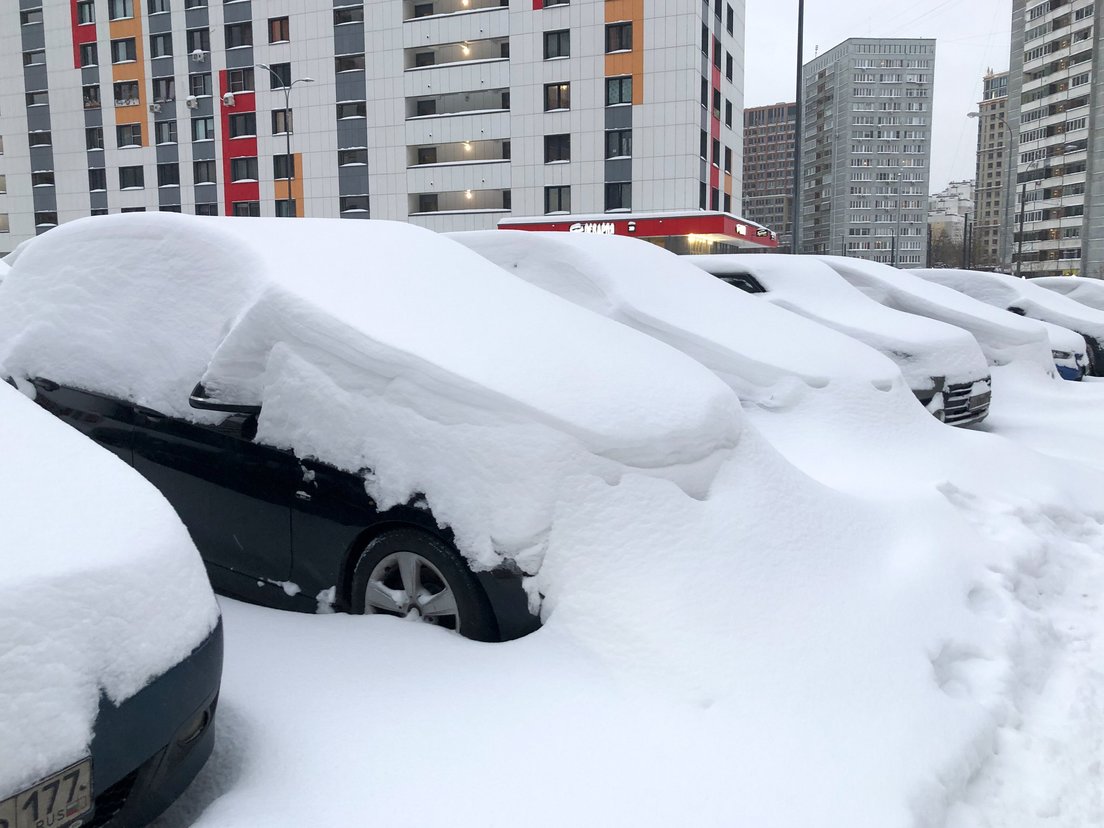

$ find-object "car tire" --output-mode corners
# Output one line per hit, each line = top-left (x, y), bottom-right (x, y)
(350, 529), (499, 642)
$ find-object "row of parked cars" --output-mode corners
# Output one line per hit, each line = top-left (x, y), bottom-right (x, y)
(4, 213), (1104, 825)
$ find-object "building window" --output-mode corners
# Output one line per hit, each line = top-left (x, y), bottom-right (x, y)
(723, 193), (732, 212)
(186, 28), (210, 53)
(80, 43), (98, 66)
(711, 137), (720, 165)
(195, 203), (218, 215)
(334, 6), (364, 24)
(268, 63), (291, 88)
(337, 101), (367, 119)
(269, 16), (290, 43)
(32, 171), (55, 187)
(0, 175), (5, 194)
(335, 53), (365, 72)
(108, 0), (133, 20)
(726, 4), (734, 33)
(160, 205), (182, 213)
(273, 154), (295, 180)
(228, 112), (257, 138)
(710, 187), (719, 210)
(157, 163), (180, 187)
(77, 1), (95, 23)
(148, 0), (169, 14)
(340, 195), (369, 213)
(544, 133), (570, 163)
(606, 129), (631, 158)
(20, 9), (43, 24)
(28, 131), (52, 146)
(230, 157), (259, 182)
(724, 99), (733, 128)
(192, 116), (215, 141)
(86, 127), (104, 150)
(544, 82), (570, 111)
(275, 199), (295, 217)
(116, 123), (142, 147)
(153, 77), (175, 102)
(111, 38), (137, 63)
(606, 76), (632, 106)
(83, 85), (102, 109)
(605, 22), (632, 52)
(271, 108), (292, 134)
(232, 201), (260, 217)
(190, 73), (212, 97)
(23, 50), (46, 66)
(417, 193), (438, 213)
(225, 22), (253, 49)
(416, 146), (437, 165)
(712, 37), (720, 69)
(150, 33), (173, 58)
(605, 182), (631, 211)
(119, 165), (145, 189)
(339, 148), (368, 166)
(414, 51), (435, 67)
(154, 120), (177, 144)
(184, 0), (207, 8)
(35, 212), (59, 227)
(544, 30), (570, 59)
(544, 185), (570, 214)
(0, 214), (8, 233)
(114, 81), (140, 106)
(228, 68), (254, 92)
(724, 146), (732, 173)
(726, 53), (733, 81)
(193, 159), (216, 184)
(545, 0), (569, 5)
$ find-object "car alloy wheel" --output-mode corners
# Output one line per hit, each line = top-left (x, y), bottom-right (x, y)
(364, 550), (460, 631)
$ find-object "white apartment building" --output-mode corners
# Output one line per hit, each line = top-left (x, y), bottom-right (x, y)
(0, 0), (755, 256)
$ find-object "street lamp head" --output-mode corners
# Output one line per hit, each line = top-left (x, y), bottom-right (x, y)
(966, 111), (980, 119)
(255, 62), (270, 70)
(301, 77), (315, 83)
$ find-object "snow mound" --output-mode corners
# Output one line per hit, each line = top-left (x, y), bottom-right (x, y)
(691, 254), (991, 389)
(0, 383), (218, 799)
(814, 255), (1054, 374)
(450, 230), (905, 406)
(0, 214), (741, 569)
(1030, 275), (1104, 313)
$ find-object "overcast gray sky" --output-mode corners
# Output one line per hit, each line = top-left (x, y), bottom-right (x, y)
(744, 0), (1014, 195)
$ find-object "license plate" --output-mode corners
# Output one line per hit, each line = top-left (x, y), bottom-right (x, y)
(0, 759), (93, 828)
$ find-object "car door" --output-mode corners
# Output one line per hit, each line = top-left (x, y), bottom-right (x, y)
(29, 378), (134, 463)
(131, 408), (296, 581)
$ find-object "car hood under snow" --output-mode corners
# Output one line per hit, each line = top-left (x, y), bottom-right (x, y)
(449, 230), (904, 404)
(812, 255), (1054, 374)
(0, 382), (219, 799)
(691, 255), (991, 390)
(1030, 276), (1104, 313)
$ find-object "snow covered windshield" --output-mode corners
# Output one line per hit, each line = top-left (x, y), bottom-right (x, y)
(691, 254), (990, 388)
(1030, 276), (1104, 313)
(450, 230), (904, 404)
(0, 382), (218, 799)
(813, 255), (1053, 373)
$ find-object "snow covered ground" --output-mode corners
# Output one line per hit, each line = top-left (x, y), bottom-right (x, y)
(153, 372), (1104, 828)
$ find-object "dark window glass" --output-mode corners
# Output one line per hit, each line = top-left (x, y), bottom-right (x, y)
(148, 0), (168, 14)
(186, 28), (210, 53)
(606, 76), (632, 105)
(191, 116), (215, 140)
(606, 129), (631, 158)
(544, 133), (570, 163)
(605, 22), (632, 52)
(271, 108), (292, 134)
(194, 159), (216, 183)
(153, 76), (175, 102)
(225, 23), (253, 48)
(86, 127), (104, 150)
(544, 82), (570, 111)
(83, 85), (101, 109)
(712, 137), (720, 165)
(154, 120), (177, 144)
(336, 53), (365, 72)
(28, 132), (52, 146)
(108, 0), (133, 21)
(416, 146), (437, 165)
(116, 123), (142, 147)
(726, 52), (733, 81)
(89, 168), (107, 191)
(228, 112), (257, 138)
(268, 17), (289, 43)
(544, 30), (569, 59)
(413, 3), (434, 17)
(113, 81), (140, 105)
(80, 43), (98, 66)
(335, 6), (364, 24)
(418, 193), (438, 213)
(31, 171), (55, 187)
(269, 63), (291, 88)
(710, 186), (719, 210)
(119, 165), (144, 188)
(414, 52), (435, 67)
(339, 148), (368, 165)
(195, 203), (219, 215)
(228, 68), (254, 93)
(544, 185), (570, 213)
(230, 157), (258, 182)
(340, 195), (369, 212)
(273, 154), (295, 179)
(150, 33), (172, 57)
(232, 201), (260, 217)
(605, 182), (631, 211)
(20, 9), (43, 24)
(78, 1), (95, 23)
(111, 38), (137, 63)
(190, 72), (212, 97)
(337, 101), (367, 118)
(157, 163), (180, 187)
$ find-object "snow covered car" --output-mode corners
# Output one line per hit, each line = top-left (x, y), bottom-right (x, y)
(1032, 319), (1090, 380)
(812, 255), (1056, 375)
(0, 214), (743, 643)
(912, 268), (1104, 376)
(688, 254), (993, 426)
(449, 230), (906, 409)
(1, 381), (222, 828)
(1031, 276), (1104, 312)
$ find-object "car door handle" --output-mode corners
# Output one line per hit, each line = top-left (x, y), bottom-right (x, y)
(136, 408), (166, 424)
(295, 490), (312, 501)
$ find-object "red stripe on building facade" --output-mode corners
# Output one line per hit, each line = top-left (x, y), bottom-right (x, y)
(710, 48), (722, 192)
(219, 70), (260, 213)
(69, 0), (97, 68)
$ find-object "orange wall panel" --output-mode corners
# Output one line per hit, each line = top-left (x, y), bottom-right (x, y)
(109, 13), (148, 147)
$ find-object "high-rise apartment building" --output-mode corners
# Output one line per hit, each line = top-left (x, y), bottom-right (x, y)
(1007, 0), (1099, 278)
(0, 0), (749, 256)
(799, 37), (935, 266)
(742, 101), (795, 252)
(972, 70), (1010, 269)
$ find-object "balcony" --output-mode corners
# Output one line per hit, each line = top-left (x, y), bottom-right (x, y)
(405, 37), (509, 70)
(406, 87), (508, 119)
(403, 0), (507, 20)
(408, 138), (510, 167)
(409, 187), (510, 215)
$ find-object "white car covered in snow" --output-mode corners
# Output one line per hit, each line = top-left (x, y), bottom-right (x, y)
(812, 255), (1056, 375)
(0, 213), (743, 641)
(0, 381), (222, 826)
(688, 254), (993, 426)
(913, 268), (1104, 376)
(1031, 276), (1104, 313)
(449, 230), (907, 411)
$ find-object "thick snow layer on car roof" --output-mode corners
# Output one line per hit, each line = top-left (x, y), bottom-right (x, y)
(692, 255), (990, 389)
(812, 255), (1054, 373)
(913, 269), (1104, 344)
(1031, 276), (1104, 312)
(0, 383), (218, 799)
(0, 214), (741, 569)
(449, 230), (904, 404)
(1033, 318), (1088, 356)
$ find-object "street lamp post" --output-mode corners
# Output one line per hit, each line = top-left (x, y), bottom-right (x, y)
(791, 0), (804, 255)
(967, 110), (1014, 272)
(256, 63), (314, 217)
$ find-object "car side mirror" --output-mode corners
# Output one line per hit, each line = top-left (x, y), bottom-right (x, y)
(189, 382), (261, 415)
